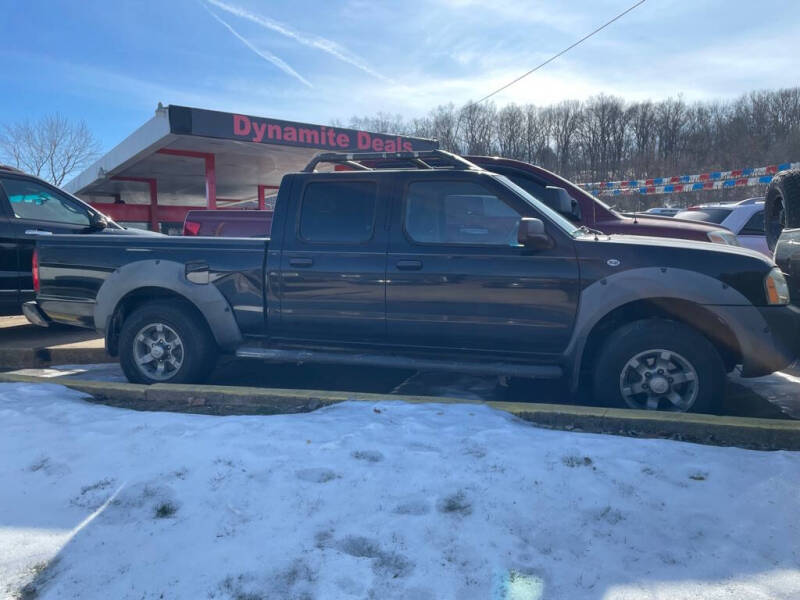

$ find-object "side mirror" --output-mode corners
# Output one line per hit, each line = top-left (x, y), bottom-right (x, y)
(517, 218), (552, 250)
(545, 186), (581, 221)
(86, 212), (108, 232)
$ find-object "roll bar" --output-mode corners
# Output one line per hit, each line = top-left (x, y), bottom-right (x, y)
(302, 149), (482, 173)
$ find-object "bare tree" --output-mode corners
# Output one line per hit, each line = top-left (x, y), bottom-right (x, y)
(459, 101), (496, 155)
(548, 100), (582, 179)
(343, 85), (800, 208)
(522, 104), (552, 167)
(0, 113), (101, 185)
(348, 112), (410, 135)
(627, 100), (657, 176)
(496, 104), (526, 159)
(415, 104), (461, 152)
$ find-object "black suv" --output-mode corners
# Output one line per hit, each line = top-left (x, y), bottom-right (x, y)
(0, 165), (154, 315)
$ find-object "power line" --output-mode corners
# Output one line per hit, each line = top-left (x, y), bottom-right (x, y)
(470, 0), (647, 106)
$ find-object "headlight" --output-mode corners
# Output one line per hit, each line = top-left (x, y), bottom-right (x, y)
(707, 230), (740, 246)
(765, 268), (790, 305)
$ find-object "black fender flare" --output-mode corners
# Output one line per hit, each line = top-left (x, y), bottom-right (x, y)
(94, 260), (243, 352)
(564, 267), (769, 388)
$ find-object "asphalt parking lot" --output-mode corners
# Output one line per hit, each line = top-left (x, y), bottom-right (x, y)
(3, 316), (797, 420)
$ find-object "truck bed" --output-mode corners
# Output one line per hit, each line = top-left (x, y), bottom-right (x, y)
(35, 235), (268, 335)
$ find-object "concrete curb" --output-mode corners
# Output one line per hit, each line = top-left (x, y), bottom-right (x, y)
(1, 373), (798, 451)
(0, 346), (113, 370)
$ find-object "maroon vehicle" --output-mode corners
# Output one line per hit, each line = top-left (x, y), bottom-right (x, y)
(183, 209), (273, 237)
(467, 156), (740, 246)
(182, 156), (738, 246)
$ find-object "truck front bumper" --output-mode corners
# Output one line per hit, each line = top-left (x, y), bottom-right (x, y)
(22, 301), (50, 328)
(738, 304), (800, 377)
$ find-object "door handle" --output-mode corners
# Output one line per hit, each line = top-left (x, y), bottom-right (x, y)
(25, 230), (53, 236)
(396, 260), (423, 271)
(289, 257), (314, 267)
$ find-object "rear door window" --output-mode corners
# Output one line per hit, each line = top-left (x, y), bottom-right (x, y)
(299, 181), (376, 244)
(740, 210), (765, 235)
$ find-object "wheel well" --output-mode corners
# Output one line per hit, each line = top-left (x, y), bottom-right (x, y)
(106, 287), (213, 357)
(580, 298), (741, 380)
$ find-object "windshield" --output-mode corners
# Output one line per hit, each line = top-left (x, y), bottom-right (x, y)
(492, 174), (582, 237)
(673, 207), (733, 224)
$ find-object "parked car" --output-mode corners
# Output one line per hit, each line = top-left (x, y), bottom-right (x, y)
(0, 165), (159, 315)
(644, 207), (681, 217)
(183, 209), (273, 237)
(463, 157), (740, 246)
(769, 169), (800, 304)
(673, 198), (768, 256)
(24, 151), (798, 413)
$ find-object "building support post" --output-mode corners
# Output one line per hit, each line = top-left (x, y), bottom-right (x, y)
(205, 154), (216, 209)
(148, 179), (158, 232)
(257, 185), (266, 210)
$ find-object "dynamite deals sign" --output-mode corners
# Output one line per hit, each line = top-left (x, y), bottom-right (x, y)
(169, 106), (439, 153)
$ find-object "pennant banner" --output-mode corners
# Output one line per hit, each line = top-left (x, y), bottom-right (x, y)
(580, 161), (799, 196)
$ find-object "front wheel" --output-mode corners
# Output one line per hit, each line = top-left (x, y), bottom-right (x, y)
(119, 301), (217, 384)
(591, 319), (725, 413)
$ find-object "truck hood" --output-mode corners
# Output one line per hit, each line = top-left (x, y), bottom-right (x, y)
(574, 233), (775, 306)
(580, 232), (772, 262)
(600, 213), (728, 235)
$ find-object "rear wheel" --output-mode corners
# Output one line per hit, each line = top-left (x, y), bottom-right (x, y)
(591, 319), (725, 413)
(119, 301), (217, 384)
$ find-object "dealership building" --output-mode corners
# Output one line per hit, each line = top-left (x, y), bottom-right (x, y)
(65, 104), (438, 233)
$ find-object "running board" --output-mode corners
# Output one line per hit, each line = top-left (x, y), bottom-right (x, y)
(235, 347), (563, 379)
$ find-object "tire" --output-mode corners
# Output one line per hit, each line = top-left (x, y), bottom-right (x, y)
(119, 301), (217, 385)
(591, 319), (725, 414)
(765, 169), (800, 252)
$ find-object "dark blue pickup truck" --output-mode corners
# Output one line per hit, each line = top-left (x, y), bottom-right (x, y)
(25, 151), (799, 413)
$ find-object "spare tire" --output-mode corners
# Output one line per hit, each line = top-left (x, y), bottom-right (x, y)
(765, 169), (800, 251)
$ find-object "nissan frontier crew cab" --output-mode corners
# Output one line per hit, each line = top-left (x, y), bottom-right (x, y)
(25, 151), (799, 413)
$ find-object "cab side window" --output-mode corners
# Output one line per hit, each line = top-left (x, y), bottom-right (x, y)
(0, 177), (91, 226)
(404, 180), (522, 246)
(740, 210), (765, 235)
(299, 181), (376, 244)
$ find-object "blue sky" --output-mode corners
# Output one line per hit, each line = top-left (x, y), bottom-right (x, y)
(1, 0), (799, 151)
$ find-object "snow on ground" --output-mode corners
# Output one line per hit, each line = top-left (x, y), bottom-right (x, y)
(1, 383), (798, 600)
(732, 366), (800, 419)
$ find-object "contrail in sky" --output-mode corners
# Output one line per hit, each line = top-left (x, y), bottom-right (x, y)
(203, 4), (313, 88)
(206, 0), (392, 83)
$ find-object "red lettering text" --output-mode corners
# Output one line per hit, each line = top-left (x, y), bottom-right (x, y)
(298, 128), (320, 145)
(357, 131), (371, 150)
(233, 114), (251, 136)
(251, 121), (267, 143)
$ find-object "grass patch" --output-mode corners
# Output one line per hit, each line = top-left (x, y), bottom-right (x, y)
(154, 501), (178, 519)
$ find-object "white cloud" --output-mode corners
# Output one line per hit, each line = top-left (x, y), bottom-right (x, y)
(202, 5), (312, 88)
(205, 0), (392, 83)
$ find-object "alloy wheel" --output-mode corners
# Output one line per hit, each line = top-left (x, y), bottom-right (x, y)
(132, 322), (185, 381)
(619, 349), (699, 411)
